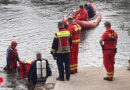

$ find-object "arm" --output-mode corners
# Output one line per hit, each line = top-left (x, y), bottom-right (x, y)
(74, 10), (80, 18)
(100, 32), (106, 49)
(28, 61), (36, 82)
(50, 35), (58, 54)
(115, 40), (117, 46)
(99, 38), (104, 48)
(45, 60), (52, 77)
(69, 35), (72, 49)
(16, 54), (20, 62)
(115, 32), (118, 46)
(14, 49), (20, 62)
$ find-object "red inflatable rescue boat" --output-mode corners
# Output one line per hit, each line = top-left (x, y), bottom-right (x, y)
(62, 10), (102, 29)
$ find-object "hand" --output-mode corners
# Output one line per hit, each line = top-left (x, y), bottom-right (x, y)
(101, 45), (104, 50)
(52, 53), (57, 60)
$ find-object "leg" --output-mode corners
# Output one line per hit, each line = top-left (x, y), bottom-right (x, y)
(103, 51), (115, 80)
(64, 53), (70, 80)
(73, 44), (79, 72)
(70, 44), (75, 73)
(56, 54), (64, 80)
(108, 51), (115, 79)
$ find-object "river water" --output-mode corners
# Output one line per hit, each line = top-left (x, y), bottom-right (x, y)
(0, 0), (130, 89)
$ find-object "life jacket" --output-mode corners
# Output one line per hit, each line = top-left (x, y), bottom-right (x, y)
(56, 29), (71, 53)
(18, 59), (34, 78)
(67, 22), (81, 44)
(103, 29), (118, 50)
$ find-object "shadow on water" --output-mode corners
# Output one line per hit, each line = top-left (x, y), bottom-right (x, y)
(31, 0), (70, 5)
(0, 0), (19, 5)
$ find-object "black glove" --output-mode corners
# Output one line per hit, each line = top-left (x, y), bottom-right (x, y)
(51, 52), (57, 60)
(101, 45), (104, 50)
(115, 48), (117, 53)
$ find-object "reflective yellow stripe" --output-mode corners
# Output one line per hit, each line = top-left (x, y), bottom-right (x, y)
(25, 59), (33, 64)
(77, 24), (81, 30)
(51, 49), (56, 53)
(107, 75), (113, 77)
(72, 39), (80, 43)
(77, 13), (80, 16)
(74, 25), (78, 31)
(56, 51), (70, 53)
(74, 25), (81, 31)
(70, 64), (77, 67)
(54, 35), (57, 38)
(78, 26), (81, 30)
(107, 72), (114, 74)
(57, 31), (70, 38)
(70, 67), (77, 70)
(96, 18), (98, 22)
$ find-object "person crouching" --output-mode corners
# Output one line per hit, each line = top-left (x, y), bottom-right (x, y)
(28, 52), (52, 85)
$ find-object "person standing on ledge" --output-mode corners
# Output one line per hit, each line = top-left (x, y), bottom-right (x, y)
(99, 22), (118, 81)
(67, 17), (81, 74)
(51, 22), (72, 81)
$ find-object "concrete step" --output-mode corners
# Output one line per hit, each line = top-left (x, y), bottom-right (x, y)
(44, 75), (57, 90)
(54, 67), (130, 90)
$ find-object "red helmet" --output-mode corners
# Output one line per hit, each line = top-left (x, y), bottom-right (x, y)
(11, 41), (17, 46)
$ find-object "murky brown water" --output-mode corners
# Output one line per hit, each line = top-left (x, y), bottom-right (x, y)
(0, 0), (130, 89)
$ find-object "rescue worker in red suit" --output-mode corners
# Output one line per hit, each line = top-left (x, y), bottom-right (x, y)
(84, 3), (96, 19)
(67, 17), (81, 74)
(99, 22), (118, 81)
(51, 22), (72, 81)
(74, 5), (88, 21)
(6, 41), (20, 73)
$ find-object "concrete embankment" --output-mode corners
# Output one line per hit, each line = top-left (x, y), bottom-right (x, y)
(38, 67), (130, 90)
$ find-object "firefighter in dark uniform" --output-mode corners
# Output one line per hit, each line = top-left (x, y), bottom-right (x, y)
(51, 22), (72, 81)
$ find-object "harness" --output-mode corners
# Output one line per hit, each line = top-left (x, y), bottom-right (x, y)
(103, 30), (117, 52)
(72, 24), (81, 43)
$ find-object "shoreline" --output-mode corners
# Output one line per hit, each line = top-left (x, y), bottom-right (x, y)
(35, 67), (130, 90)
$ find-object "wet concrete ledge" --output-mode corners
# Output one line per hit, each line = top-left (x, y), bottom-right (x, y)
(36, 67), (130, 90)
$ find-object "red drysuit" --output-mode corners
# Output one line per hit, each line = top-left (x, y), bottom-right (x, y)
(101, 28), (118, 80)
(7, 48), (19, 71)
(67, 22), (81, 73)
